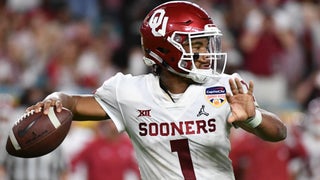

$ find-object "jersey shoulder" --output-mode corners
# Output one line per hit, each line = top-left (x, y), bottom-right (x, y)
(96, 72), (155, 100)
(219, 73), (243, 81)
(105, 72), (155, 87)
(205, 73), (243, 86)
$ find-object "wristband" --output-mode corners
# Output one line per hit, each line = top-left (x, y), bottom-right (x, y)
(244, 109), (262, 128)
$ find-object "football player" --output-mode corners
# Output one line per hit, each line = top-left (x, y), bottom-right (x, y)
(27, 1), (287, 179)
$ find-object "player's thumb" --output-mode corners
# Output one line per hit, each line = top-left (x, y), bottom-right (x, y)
(227, 113), (236, 123)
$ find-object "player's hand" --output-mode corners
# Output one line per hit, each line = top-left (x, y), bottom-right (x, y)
(26, 98), (63, 115)
(226, 78), (256, 124)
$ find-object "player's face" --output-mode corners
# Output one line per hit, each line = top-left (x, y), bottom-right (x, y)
(182, 37), (211, 69)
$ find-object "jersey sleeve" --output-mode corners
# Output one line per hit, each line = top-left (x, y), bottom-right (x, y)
(94, 73), (126, 132)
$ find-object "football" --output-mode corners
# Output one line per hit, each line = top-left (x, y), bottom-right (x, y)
(6, 107), (73, 158)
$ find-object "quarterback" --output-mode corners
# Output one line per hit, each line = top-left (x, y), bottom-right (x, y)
(27, 1), (287, 179)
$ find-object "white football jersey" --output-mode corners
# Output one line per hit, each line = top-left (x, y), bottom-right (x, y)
(94, 72), (246, 180)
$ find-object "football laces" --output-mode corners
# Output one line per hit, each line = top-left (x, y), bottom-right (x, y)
(15, 108), (40, 125)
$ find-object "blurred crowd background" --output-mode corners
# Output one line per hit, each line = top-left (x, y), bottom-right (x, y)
(0, 0), (320, 179)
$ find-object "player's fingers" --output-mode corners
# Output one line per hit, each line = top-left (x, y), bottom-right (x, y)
(25, 105), (33, 112)
(226, 92), (232, 103)
(55, 100), (63, 112)
(227, 113), (236, 123)
(43, 99), (54, 114)
(235, 78), (244, 94)
(26, 105), (38, 113)
(247, 81), (254, 95)
(33, 102), (44, 113)
(229, 79), (238, 95)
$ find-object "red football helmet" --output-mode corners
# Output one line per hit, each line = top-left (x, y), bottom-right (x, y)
(140, 1), (227, 83)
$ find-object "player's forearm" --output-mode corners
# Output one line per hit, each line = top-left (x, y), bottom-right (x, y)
(252, 110), (287, 142)
(236, 109), (287, 142)
(44, 92), (108, 121)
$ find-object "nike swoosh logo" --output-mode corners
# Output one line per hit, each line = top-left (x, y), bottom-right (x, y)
(18, 115), (41, 137)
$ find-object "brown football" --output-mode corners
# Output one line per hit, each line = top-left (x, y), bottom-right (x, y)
(6, 107), (73, 158)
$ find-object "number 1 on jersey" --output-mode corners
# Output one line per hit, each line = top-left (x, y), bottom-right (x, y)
(170, 139), (196, 180)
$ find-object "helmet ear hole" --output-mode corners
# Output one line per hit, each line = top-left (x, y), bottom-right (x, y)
(144, 48), (151, 54)
(156, 47), (169, 54)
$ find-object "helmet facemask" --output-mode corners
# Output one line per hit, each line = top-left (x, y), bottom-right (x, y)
(168, 24), (227, 83)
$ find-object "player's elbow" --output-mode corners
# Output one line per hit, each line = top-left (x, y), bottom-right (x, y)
(274, 124), (287, 141)
(279, 124), (287, 140)
(273, 118), (287, 141)
(262, 123), (287, 142)
(259, 110), (287, 142)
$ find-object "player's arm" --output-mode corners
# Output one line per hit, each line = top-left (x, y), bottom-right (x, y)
(226, 78), (287, 142)
(26, 92), (109, 121)
(233, 108), (286, 142)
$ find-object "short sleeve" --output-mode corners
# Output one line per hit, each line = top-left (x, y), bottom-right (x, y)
(94, 73), (126, 132)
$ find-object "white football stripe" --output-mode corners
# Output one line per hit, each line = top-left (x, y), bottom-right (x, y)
(48, 107), (61, 128)
(9, 129), (21, 150)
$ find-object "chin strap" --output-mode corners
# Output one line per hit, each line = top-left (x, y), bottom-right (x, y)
(187, 69), (212, 83)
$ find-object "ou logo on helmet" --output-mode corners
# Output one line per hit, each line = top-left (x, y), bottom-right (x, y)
(149, 9), (168, 37)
